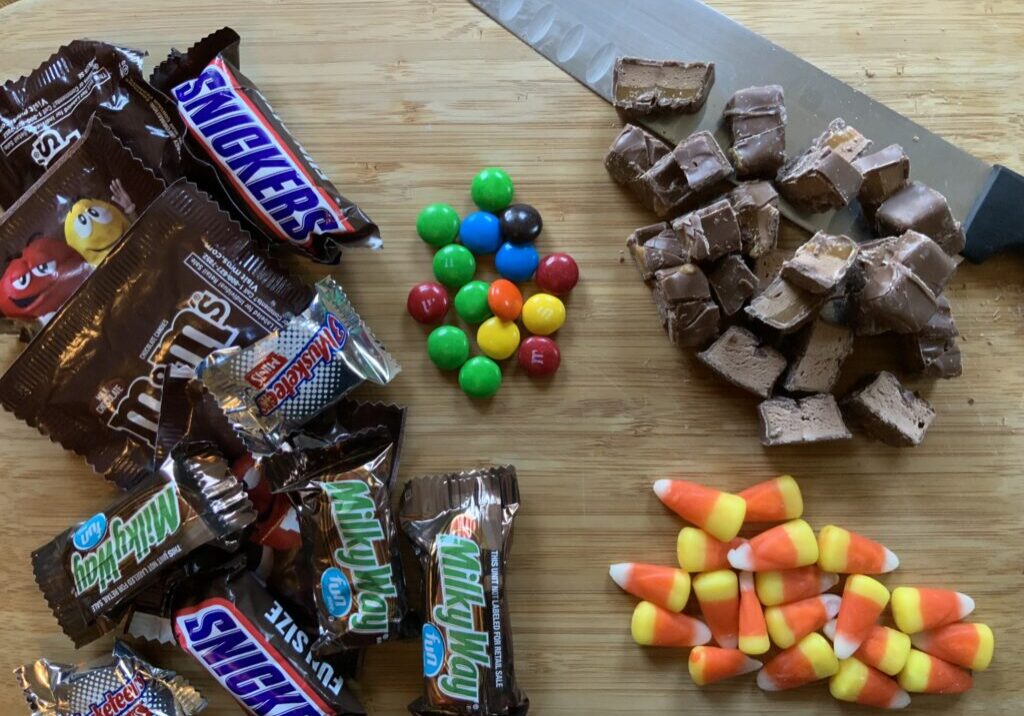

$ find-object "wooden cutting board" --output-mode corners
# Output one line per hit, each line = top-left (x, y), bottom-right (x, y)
(0, 0), (1021, 713)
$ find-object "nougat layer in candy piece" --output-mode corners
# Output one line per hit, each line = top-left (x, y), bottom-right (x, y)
(724, 85), (787, 178)
(842, 371), (936, 447)
(698, 326), (787, 398)
(627, 222), (688, 282)
(746, 276), (823, 333)
(709, 255), (759, 316)
(605, 124), (672, 187)
(729, 182), (780, 258)
(613, 57), (715, 116)
(875, 182), (966, 256)
(758, 394), (852, 447)
(782, 319), (854, 394)
(782, 232), (859, 294)
(671, 199), (742, 263)
(852, 144), (910, 207)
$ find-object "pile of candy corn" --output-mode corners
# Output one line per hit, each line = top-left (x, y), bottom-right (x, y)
(610, 476), (995, 709)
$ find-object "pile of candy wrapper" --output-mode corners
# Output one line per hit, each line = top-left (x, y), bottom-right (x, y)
(1, 28), (528, 716)
(611, 476), (994, 709)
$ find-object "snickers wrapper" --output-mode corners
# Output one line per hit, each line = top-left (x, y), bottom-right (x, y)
(199, 276), (400, 452)
(400, 467), (529, 716)
(31, 443), (256, 647)
(15, 640), (206, 715)
(151, 27), (381, 263)
(263, 428), (415, 655)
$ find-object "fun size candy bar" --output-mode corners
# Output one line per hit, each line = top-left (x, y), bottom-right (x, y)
(151, 27), (380, 263)
(15, 640), (206, 715)
(199, 276), (400, 451)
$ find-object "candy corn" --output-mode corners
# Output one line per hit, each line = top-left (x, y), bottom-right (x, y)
(653, 479), (746, 542)
(898, 649), (973, 694)
(817, 525), (899, 574)
(676, 527), (741, 573)
(911, 623), (994, 671)
(693, 570), (740, 649)
(755, 566), (839, 607)
(739, 475), (803, 522)
(757, 633), (839, 691)
(689, 646), (762, 686)
(728, 519), (818, 572)
(631, 601), (712, 647)
(891, 587), (975, 634)
(830, 658), (911, 709)
(825, 620), (912, 676)
(765, 594), (841, 649)
(834, 575), (891, 659)
(608, 563), (691, 612)
(738, 571), (769, 655)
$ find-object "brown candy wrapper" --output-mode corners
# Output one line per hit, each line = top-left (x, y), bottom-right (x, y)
(400, 467), (528, 716)
(151, 27), (381, 264)
(264, 428), (414, 655)
(0, 40), (185, 208)
(31, 442), (255, 647)
(0, 118), (164, 332)
(0, 180), (312, 488)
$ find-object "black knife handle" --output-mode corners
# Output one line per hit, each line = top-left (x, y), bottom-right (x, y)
(963, 164), (1024, 263)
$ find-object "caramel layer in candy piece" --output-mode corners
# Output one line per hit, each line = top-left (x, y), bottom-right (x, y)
(901, 296), (962, 379)
(699, 326), (787, 398)
(746, 276), (822, 333)
(842, 371), (936, 447)
(672, 199), (743, 263)
(605, 124), (672, 187)
(777, 119), (869, 213)
(782, 319), (854, 394)
(782, 232), (859, 295)
(653, 264), (721, 348)
(710, 255), (759, 316)
(627, 222), (688, 282)
(758, 394), (852, 447)
(875, 182), (966, 256)
(728, 182), (780, 258)
(724, 85), (787, 178)
(637, 130), (733, 218)
(853, 144), (910, 207)
(613, 57), (715, 116)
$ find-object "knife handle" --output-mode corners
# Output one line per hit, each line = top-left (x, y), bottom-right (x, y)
(963, 164), (1024, 263)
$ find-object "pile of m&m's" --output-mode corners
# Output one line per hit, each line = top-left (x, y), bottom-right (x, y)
(406, 168), (579, 399)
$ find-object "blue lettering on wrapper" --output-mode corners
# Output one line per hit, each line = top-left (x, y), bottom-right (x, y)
(422, 623), (446, 678)
(321, 567), (353, 618)
(72, 513), (107, 551)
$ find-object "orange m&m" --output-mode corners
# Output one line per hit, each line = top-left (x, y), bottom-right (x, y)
(488, 279), (523, 321)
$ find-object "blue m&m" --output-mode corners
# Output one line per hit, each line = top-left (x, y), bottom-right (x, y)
(459, 211), (502, 254)
(495, 242), (539, 282)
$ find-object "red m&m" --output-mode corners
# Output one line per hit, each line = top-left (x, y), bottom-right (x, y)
(536, 252), (579, 296)
(517, 336), (561, 377)
(407, 282), (450, 324)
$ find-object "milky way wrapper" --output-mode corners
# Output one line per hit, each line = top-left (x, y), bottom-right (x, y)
(31, 443), (255, 647)
(400, 467), (528, 716)
(0, 180), (312, 488)
(264, 427), (414, 655)
(199, 276), (400, 452)
(151, 27), (381, 263)
(15, 640), (206, 715)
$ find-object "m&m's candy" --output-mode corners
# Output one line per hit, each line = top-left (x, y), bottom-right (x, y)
(517, 336), (560, 377)
(488, 279), (523, 321)
(536, 252), (579, 296)
(471, 167), (514, 213)
(416, 203), (460, 247)
(522, 293), (566, 336)
(495, 242), (539, 282)
(433, 244), (476, 288)
(454, 280), (492, 324)
(459, 211), (502, 254)
(499, 203), (543, 244)
(459, 356), (502, 398)
(427, 326), (470, 371)
(477, 316), (521, 361)
(407, 282), (450, 324)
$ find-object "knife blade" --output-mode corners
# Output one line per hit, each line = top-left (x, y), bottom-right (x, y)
(469, 0), (1023, 262)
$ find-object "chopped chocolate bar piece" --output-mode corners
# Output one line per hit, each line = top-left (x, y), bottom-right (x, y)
(777, 118), (869, 213)
(852, 144), (910, 207)
(653, 264), (720, 347)
(758, 394), (852, 446)
(698, 326), (787, 398)
(781, 232), (859, 294)
(657, 263), (711, 302)
(613, 57), (715, 116)
(853, 246), (940, 334)
(875, 181), (966, 255)
(892, 230), (957, 294)
(782, 319), (854, 393)
(709, 255), (759, 316)
(666, 301), (721, 348)
(605, 124), (672, 187)
(745, 276), (822, 333)
(634, 131), (732, 218)
(627, 222), (687, 282)
(671, 199), (742, 263)
(902, 296), (962, 378)
(728, 181), (780, 258)
(724, 85), (787, 178)
(674, 130), (734, 194)
(753, 248), (791, 289)
(842, 371), (935, 447)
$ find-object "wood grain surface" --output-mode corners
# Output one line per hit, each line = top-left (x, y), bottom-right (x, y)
(0, 0), (1022, 713)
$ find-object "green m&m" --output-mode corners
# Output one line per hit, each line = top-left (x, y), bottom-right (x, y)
(453, 280), (492, 324)
(432, 244), (476, 288)
(458, 356), (502, 398)
(427, 326), (470, 371)
(471, 168), (514, 213)
(416, 203), (460, 247)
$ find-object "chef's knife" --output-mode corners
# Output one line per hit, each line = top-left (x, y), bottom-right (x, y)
(469, 0), (1023, 263)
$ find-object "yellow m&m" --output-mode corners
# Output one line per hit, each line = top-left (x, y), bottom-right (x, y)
(476, 317), (520, 360)
(522, 293), (566, 335)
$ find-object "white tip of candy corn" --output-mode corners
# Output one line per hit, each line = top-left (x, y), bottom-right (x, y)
(693, 619), (713, 646)
(740, 655), (764, 675)
(823, 619), (837, 641)
(889, 690), (912, 709)
(956, 592), (976, 619)
(756, 668), (781, 691)
(909, 631), (928, 650)
(727, 542), (753, 571)
(821, 571), (841, 591)
(653, 479), (672, 500)
(881, 547), (900, 573)
(608, 563), (631, 590)
(739, 570), (755, 590)
(822, 594), (842, 619)
(833, 634), (859, 660)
